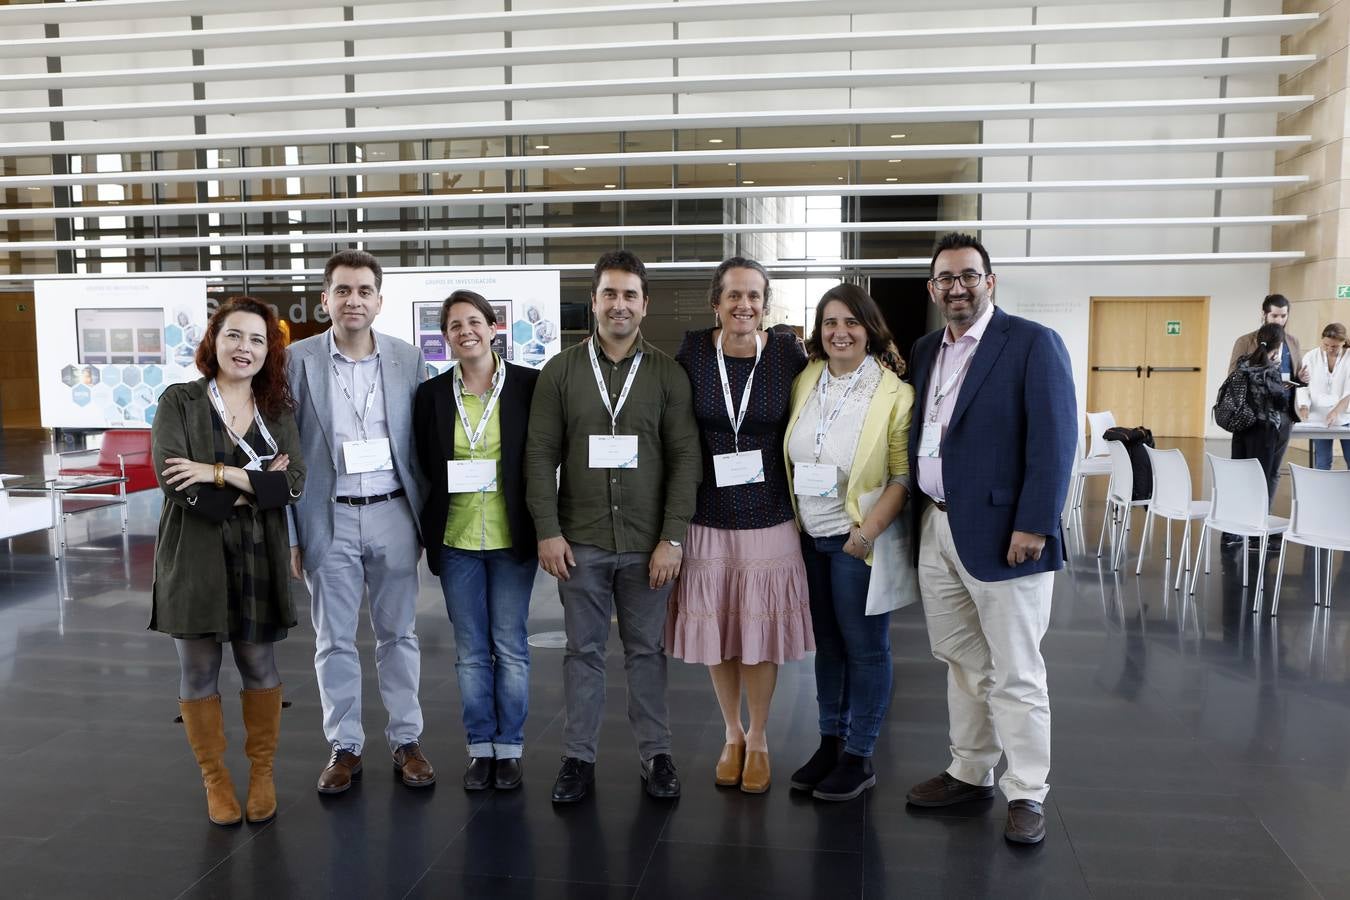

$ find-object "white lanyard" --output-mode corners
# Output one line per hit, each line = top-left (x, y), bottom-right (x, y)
(207, 378), (278, 469)
(813, 357), (873, 462)
(715, 330), (762, 453)
(589, 341), (644, 436)
(330, 357), (381, 439)
(451, 358), (506, 458)
(927, 343), (972, 424)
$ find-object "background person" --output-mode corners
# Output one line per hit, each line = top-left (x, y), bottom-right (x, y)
(783, 284), (912, 803)
(1233, 324), (1298, 498)
(1296, 322), (1350, 469)
(665, 257), (811, 794)
(413, 290), (540, 791)
(151, 296), (305, 826)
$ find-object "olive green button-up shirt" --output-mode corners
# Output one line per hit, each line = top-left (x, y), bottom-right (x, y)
(525, 333), (701, 553)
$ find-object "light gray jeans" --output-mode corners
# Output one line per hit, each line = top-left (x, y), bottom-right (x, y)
(307, 497), (424, 756)
(559, 543), (673, 764)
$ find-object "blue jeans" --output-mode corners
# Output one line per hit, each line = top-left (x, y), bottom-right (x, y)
(1311, 438), (1350, 470)
(800, 533), (893, 758)
(437, 546), (537, 759)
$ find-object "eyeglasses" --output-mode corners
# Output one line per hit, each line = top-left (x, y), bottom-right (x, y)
(928, 272), (989, 292)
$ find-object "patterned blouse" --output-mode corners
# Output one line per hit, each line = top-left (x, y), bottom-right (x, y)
(677, 327), (807, 531)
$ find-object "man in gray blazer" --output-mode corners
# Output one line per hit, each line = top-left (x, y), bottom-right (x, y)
(287, 249), (434, 794)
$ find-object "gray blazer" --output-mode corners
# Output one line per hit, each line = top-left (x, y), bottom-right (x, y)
(286, 328), (428, 571)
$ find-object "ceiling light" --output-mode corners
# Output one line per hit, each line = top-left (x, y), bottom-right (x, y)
(888, 159), (903, 163)
(742, 180), (756, 185)
(534, 144), (550, 150)
(573, 167), (587, 171)
(885, 177), (899, 182)
(726, 163), (736, 167)
(708, 138), (724, 144)
(890, 133), (907, 139)
(471, 188), (484, 193)
(604, 183), (617, 188)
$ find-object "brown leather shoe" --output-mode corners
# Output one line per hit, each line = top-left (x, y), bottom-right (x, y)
(393, 741), (436, 788)
(1005, 799), (1047, 844)
(740, 750), (771, 794)
(905, 771), (995, 807)
(317, 748), (362, 794)
(715, 743), (745, 787)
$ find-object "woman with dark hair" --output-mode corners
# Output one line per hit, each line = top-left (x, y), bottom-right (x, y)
(783, 283), (913, 802)
(413, 289), (539, 791)
(1296, 322), (1350, 469)
(665, 257), (811, 794)
(151, 296), (305, 826)
(1233, 323), (1295, 499)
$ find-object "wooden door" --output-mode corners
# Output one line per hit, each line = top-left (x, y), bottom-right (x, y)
(1087, 300), (1147, 428)
(1142, 299), (1208, 437)
(1088, 297), (1210, 438)
(0, 292), (39, 429)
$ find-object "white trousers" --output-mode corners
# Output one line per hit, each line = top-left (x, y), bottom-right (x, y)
(307, 497), (424, 756)
(918, 505), (1053, 803)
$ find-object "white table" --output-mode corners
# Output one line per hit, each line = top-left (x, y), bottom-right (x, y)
(1291, 423), (1350, 439)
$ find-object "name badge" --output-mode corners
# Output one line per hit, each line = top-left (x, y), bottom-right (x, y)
(713, 449), (765, 487)
(589, 434), (639, 469)
(342, 438), (394, 474)
(446, 459), (497, 493)
(918, 422), (943, 459)
(794, 462), (839, 498)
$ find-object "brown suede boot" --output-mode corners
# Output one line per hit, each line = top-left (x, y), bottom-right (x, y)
(240, 685), (283, 823)
(178, 694), (242, 826)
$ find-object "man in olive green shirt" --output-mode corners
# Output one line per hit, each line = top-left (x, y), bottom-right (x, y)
(525, 249), (701, 803)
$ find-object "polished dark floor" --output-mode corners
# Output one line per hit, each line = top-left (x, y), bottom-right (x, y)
(1, 430), (1348, 899)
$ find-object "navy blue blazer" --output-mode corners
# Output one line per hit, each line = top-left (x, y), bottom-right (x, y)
(906, 306), (1077, 583)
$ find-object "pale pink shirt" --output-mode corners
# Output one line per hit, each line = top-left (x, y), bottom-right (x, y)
(917, 303), (996, 502)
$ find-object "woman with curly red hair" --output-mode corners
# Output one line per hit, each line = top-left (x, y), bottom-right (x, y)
(150, 296), (305, 826)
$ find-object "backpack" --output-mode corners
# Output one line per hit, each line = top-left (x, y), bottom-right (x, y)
(1213, 369), (1257, 434)
(1103, 425), (1155, 501)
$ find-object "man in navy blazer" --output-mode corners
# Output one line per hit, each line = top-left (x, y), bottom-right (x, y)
(902, 233), (1076, 846)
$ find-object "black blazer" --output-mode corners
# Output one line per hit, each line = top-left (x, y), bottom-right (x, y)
(413, 361), (540, 573)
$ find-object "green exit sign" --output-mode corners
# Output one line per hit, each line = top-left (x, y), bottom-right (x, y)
(1165, 320), (1182, 336)
(1338, 285), (1350, 299)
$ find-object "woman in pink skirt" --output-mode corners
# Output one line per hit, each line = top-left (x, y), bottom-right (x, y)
(666, 257), (812, 794)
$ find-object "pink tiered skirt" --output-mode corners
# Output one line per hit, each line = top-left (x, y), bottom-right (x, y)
(666, 520), (814, 665)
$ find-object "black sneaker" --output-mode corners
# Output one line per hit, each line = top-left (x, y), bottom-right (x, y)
(551, 757), (594, 803)
(789, 735), (844, 791)
(811, 752), (876, 802)
(640, 753), (681, 799)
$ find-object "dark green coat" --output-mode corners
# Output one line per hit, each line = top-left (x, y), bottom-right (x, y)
(149, 378), (305, 636)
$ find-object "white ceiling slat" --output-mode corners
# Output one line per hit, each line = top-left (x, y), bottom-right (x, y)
(0, 252), (1307, 285)
(4, 216), (1306, 254)
(0, 137), (1310, 190)
(2, 177), (1308, 223)
(0, 97), (1314, 158)
(2, 57), (1314, 126)
(0, 16), (1316, 93)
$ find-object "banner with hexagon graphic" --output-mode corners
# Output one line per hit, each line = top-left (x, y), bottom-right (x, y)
(379, 270), (561, 378)
(36, 279), (208, 429)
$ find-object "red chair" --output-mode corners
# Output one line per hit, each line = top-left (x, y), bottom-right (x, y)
(59, 429), (156, 494)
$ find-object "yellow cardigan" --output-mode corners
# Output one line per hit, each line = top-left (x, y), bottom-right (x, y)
(783, 358), (914, 564)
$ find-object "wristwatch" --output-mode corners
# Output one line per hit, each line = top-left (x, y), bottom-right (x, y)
(665, 539), (682, 548)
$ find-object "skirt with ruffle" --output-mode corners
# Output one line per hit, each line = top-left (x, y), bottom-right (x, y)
(666, 520), (814, 665)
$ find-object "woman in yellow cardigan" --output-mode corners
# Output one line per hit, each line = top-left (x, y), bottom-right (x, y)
(783, 283), (913, 802)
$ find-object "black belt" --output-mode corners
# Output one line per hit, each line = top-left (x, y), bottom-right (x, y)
(335, 488), (405, 507)
(930, 498), (949, 512)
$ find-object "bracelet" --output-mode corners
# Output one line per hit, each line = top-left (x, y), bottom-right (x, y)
(855, 527), (873, 550)
(214, 462), (225, 489)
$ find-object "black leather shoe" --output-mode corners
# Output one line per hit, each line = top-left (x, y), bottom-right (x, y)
(811, 752), (876, 802)
(640, 753), (681, 799)
(462, 756), (493, 791)
(1005, 799), (1047, 844)
(494, 758), (523, 790)
(905, 771), (995, 807)
(790, 735), (844, 791)
(551, 757), (594, 804)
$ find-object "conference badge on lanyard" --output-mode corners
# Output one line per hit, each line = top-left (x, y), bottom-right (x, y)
(712, 330), (765, 487)
(793, 358), (872, 499)
(207, 379), (278, 472)
(332, 358), (393, 474)
(921, 346), (968, 459)
(446, 360), (505, 493)
(588, 342), (642, 469)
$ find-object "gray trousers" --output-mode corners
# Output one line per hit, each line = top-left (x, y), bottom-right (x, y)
(307, 497), (424, 756)
(559, 543), (673, 763)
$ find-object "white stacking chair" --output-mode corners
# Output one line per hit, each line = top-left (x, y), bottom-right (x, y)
(1070, 410), (1116, 516)
(1188, 454), (1288, 603)
(1270, 465), (1350, 616)
(1097, 440), (1149, 571)
(1134, 446), (1210, 589)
